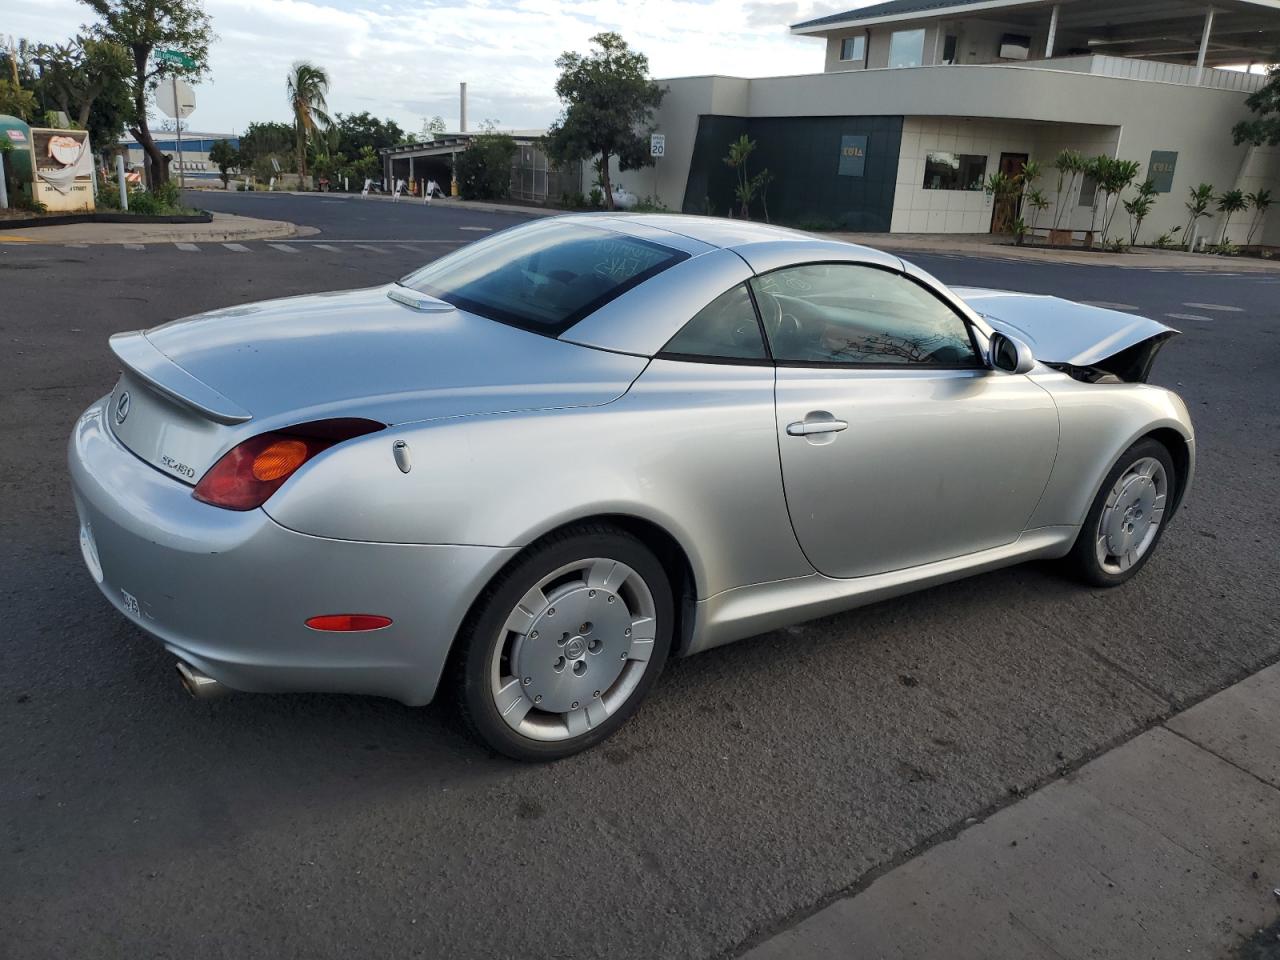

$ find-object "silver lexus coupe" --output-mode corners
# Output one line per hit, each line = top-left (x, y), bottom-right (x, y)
(69, 215), (1194, 760)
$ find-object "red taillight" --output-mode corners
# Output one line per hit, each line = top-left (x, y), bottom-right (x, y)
(193, 418), (383, 510)
(305, 614), (393, 632)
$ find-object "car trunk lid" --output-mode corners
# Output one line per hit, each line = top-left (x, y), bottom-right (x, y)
(105, 284), (648, 484)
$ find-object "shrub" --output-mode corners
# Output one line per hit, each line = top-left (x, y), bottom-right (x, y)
(630, 195), (669, 212)
(588, 186), (603, 208)
(455, 133), (517, 200)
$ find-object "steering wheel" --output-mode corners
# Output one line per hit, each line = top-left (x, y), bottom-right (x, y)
(756, 290), (802, 347)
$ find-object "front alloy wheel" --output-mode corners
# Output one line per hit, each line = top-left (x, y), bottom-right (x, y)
(1065, 437), (1176, 587)
(455, 525), (672, 760)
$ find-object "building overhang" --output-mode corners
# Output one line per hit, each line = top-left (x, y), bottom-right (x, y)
(791, 0), (1280, 65)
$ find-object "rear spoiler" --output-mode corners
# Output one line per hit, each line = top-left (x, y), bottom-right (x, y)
(109, 331), (253, 424)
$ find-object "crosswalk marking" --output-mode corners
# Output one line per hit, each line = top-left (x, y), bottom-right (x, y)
(312, 243), (340, 252)
(176, 242), (199, 252)
(1165, 312), (1213, 322)
(396, 244), (421, 252)
(1182, 301), (1242, 312)
(222, 243), (250, 252)
(354, 243), (387, 254)
(267, 243), (298, 253)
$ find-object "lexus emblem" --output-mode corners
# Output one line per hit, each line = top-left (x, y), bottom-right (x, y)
(114, 390), (131, 425)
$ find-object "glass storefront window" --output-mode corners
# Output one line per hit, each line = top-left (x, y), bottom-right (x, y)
(922, 152), (988, 191)
(888, 29), (926, 68)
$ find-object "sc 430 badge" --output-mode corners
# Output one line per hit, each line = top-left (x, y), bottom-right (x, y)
(161, 455), (196, 479)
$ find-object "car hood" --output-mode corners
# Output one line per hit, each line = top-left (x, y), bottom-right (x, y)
(115, 284), (648, 427)
(954, 287), (1178, 377)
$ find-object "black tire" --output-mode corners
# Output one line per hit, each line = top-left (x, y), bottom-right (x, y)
(451, 523), (674, 761)
(1064, 437), (1176, 587)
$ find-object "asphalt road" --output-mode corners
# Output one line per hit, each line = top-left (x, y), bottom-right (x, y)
(2, 193), (1278, 960)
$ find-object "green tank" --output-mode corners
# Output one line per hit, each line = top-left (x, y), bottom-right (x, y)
(0, 114), (36, 204)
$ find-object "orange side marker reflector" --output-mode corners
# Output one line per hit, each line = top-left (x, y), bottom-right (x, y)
(305, 614), (393, 632)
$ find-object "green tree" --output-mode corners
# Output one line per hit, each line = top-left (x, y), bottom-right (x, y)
(32, 36), (131, 144)
(333, 111), (402, 156)
(419, 114), (446, 140)
(723, 134), (772, 220)
(1124, 178), (1158, 246)
(1183, 182), (1215, 249)
(1245, 188), (1272, 245)
(80, 0), (215, 189)
(0, 78), (38, 120)
(237, 120), (292, 166)
(455, 131), (516, 200)
(1215, 188), (1248, 243)
(543, 32), (664, 211)
(1097, 157), (1141, 242)
(208, 137), (239, 185)
(286, 60), (330, 182)
(1050, 149), (1084, 230)
(1232, 56), (1280, 147)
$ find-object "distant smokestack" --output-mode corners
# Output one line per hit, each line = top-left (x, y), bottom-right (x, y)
(459, 82), (467, 133)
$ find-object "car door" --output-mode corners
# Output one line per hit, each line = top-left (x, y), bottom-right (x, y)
(754, 262), (1058, 580)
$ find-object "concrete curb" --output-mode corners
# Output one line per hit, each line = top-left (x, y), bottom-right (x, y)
(0, 212), (300, 245)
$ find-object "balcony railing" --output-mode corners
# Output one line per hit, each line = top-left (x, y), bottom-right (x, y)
(1012, 54), (1266, 93)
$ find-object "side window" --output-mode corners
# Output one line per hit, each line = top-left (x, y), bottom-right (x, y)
(659, 283), (768, 361)
(749, 263), (979, 367)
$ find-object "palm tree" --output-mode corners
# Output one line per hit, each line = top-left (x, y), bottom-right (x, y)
(1182, 183), (1214, 250)
(1216, 189), (1247, 244)
(1051, 149), (1083, 230)
(287, 61), (332, 182)
(1245, 189), (1272, 246)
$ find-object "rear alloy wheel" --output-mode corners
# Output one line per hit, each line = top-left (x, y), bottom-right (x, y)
(1065, 438), (1175, 587)
(455, 527), (672, 760)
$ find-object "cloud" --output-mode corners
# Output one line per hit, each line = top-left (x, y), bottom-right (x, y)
(5, 0), (851, 135)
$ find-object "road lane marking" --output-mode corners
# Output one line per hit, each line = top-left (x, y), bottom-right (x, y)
(222, 243), (250, 252)
(1165, 312), (1213, 322)
(396, 244), (422, 252)
(459, 226), (492, 232)
(65, 243), (89, 249)
(123, 243), (144, 250)
(1182, 302), (1242, 312)
(175, 243), (199, 251)
(1083, 301), (1139, 311)
(354, 244), (388, 253)
(268, 243), (298, 253)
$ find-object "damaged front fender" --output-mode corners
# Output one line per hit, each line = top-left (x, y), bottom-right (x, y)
(954, 287), (1178, 383)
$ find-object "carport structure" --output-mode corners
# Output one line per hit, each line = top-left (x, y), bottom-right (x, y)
(381, 133), (586, 202)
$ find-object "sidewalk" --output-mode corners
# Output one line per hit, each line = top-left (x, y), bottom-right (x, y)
(0, 211), (305, 245)
(742, 661), (1280, 960)
(834, 231), (1280, 273)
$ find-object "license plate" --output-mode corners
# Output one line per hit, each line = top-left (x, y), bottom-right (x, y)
(120, 589), (141, 617)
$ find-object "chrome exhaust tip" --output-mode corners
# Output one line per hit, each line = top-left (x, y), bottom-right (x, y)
(175, 660), (229, 700)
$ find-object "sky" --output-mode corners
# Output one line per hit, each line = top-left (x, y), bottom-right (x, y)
(5, 0), (857, 137)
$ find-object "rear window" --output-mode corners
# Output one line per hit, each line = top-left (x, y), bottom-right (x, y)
(399, 220), (688, 335)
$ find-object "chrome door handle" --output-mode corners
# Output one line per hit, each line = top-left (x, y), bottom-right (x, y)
(787, 418), (849, 436)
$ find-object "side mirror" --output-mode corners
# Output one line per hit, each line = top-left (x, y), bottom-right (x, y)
(990, 332), (1036, 374)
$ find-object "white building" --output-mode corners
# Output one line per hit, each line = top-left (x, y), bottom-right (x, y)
(614, 0), (1280, 245)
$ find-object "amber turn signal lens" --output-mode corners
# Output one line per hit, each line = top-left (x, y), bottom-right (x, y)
(251, 439), (310, 481)
(305, 614), (393, 632)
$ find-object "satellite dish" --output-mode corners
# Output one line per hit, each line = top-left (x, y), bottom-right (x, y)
(156, 79), (196, 120)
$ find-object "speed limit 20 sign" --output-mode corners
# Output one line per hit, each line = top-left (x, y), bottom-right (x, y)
(650, 133), (665, 158)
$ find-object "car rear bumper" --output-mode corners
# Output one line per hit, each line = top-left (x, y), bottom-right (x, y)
(68, 398), (516, 705)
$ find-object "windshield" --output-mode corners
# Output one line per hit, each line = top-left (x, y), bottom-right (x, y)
(399, 219), (689, 336)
